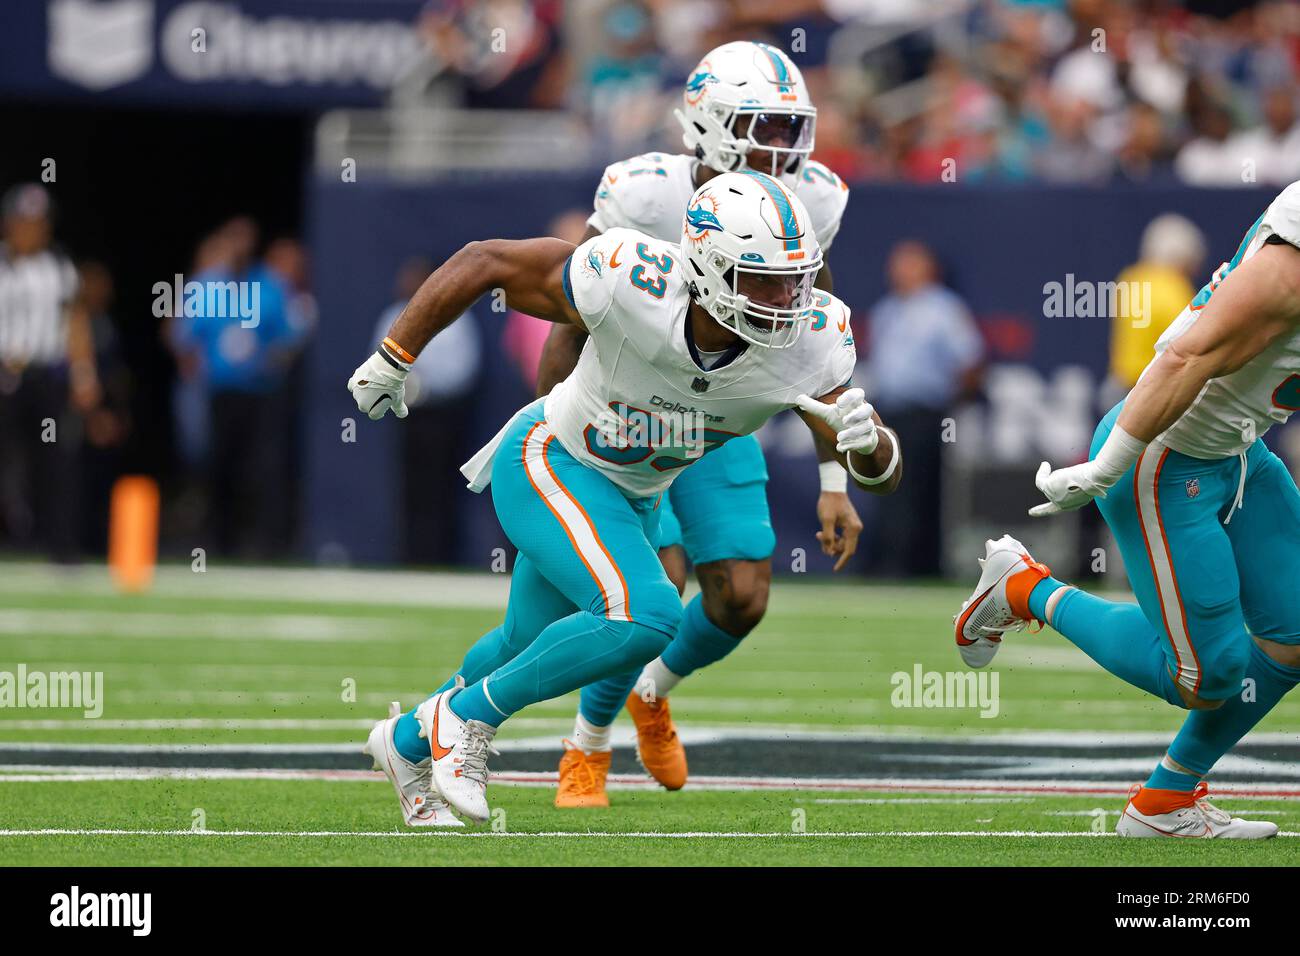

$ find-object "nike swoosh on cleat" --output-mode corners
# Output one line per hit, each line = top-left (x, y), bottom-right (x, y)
(430, 703), (453, 761)
(955, 584), (998, 645)
(1123, 809), (1210, 838)
(955, 561), (1020, 644)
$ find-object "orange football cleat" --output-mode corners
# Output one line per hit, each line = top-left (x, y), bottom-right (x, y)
(554, 740), (611, 808)
(625, 691), (687, 790)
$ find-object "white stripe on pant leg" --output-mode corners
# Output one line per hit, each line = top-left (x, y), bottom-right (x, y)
(1135, 444), (1199, 692)
(522, 423), (631, 623)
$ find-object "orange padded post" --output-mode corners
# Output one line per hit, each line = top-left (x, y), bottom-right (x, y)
(108, 476), (160, 593)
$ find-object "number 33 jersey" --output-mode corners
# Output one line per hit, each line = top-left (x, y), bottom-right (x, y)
(544, 228), (857, 499)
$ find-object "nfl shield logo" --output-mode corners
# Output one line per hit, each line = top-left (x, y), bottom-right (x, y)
(691, 376), (709, 393)
(1186, 478), (1200, 499)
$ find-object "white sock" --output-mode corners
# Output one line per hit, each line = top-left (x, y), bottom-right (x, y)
(572, 714), (611, 754)
(635, 657), (683, 703)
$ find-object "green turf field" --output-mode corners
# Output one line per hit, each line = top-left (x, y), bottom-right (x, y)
(0, 779), (1296, 866)
(1, 561), (1297, 866)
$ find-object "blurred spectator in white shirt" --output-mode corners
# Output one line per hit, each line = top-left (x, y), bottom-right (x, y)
(1225, 86), (1300, 187)
(1175, 101), (1244, 186)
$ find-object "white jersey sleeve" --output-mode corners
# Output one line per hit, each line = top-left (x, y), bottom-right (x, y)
(564, 232), (622, 332)
(564, 227), (683, 338)
(810, 292), (858, 396)
(791, 161), (850, 255)
(1264, 180), (1300, 248)
(588, 154), (682, 235)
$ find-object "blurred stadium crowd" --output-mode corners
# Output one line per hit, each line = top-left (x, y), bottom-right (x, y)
(0, 186), (316, 562)
(0, 0), (1297, 571)
(413, 0), (1300, 185)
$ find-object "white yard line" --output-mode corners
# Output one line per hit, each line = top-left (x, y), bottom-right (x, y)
(4, 766), (1300, 800)
(3, 724), (1299, 746)
(0, 564), (513, 608)
(0, 767), (378, 782)
(813, 797), (1032, 805)
(0, 609), (428, 642)
(0, 719), (378, 730)
(4, 827), (1281, 838)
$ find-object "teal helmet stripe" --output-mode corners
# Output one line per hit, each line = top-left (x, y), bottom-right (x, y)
(739, 170), (801, 251)
(755, 43), (791, 92)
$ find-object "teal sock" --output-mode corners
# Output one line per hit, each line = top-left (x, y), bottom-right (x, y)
(1027, 578), (1065, 622)
(391, 709), (427, 763)
(391, 624), (521, 762)
(449, 610), (671, 727)
(578, 667), (640, 728)
(660, 594), (742, 678)
(1165, 640), (1300, 778)
(449, 680), (509, 726)
(1144, 761), (1201, 793)
(1029, 577), (1182, 706)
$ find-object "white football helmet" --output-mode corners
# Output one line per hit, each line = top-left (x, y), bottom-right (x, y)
(681, 170), (822, 349)
(676, 41), (817, 178)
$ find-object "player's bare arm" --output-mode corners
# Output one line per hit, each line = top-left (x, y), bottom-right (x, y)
(802, 263), (862, 566)
(795, 387), (902, 496)
(392, 237), (582, 353)
(536, 323), (589, 398)
(1116, 240), (1300, 442)
(1032, 240), (1300, 516)
(350, 238), (581, 420)
(810, 427), (863, 570)
(535, 224), (602, 396)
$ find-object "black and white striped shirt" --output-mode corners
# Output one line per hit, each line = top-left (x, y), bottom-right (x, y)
(0, 245), (79, 366)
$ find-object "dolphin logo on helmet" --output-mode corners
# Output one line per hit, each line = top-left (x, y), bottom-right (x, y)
(681, 171), (822, 349)
(675, 40), (817, 178)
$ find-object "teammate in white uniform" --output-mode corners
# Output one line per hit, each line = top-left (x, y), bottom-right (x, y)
(955, 181), (1300, 838)
(348, 171), (902, 824)
(535, 41), (861, 806)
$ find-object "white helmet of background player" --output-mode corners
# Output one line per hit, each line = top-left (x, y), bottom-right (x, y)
(675, 41), (817, 178)
(681, 170), (822, 349)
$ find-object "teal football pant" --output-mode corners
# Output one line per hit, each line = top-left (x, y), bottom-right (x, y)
(1028, 402), (1300, 793)
(579, 433), (776, 728)
(391, 401), (682, 751)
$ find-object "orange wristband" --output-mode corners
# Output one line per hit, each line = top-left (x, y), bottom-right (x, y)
(382, 336), (417, 365)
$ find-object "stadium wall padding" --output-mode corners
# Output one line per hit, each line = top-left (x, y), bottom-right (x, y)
(306, 175), (1273, 570)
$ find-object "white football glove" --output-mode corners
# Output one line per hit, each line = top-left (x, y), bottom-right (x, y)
(1029, 460), (1108, 517)
(348, 350), (410, 421)
(795, 387), (879, 454)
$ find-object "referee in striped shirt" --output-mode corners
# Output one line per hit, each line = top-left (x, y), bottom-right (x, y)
(0, 184), (98, 559)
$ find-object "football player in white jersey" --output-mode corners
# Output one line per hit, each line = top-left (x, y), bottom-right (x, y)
(347, 171), (902, 825)
(955, 181), (1300, 838)
(535, 40), (861, 806)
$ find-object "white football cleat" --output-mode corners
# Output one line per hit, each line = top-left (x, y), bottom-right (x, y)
(1117, 783), (1278, 839)
(954, 534), (1050, 668)
(363, 701), (464, 827)
(415, 681), (498, 824)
